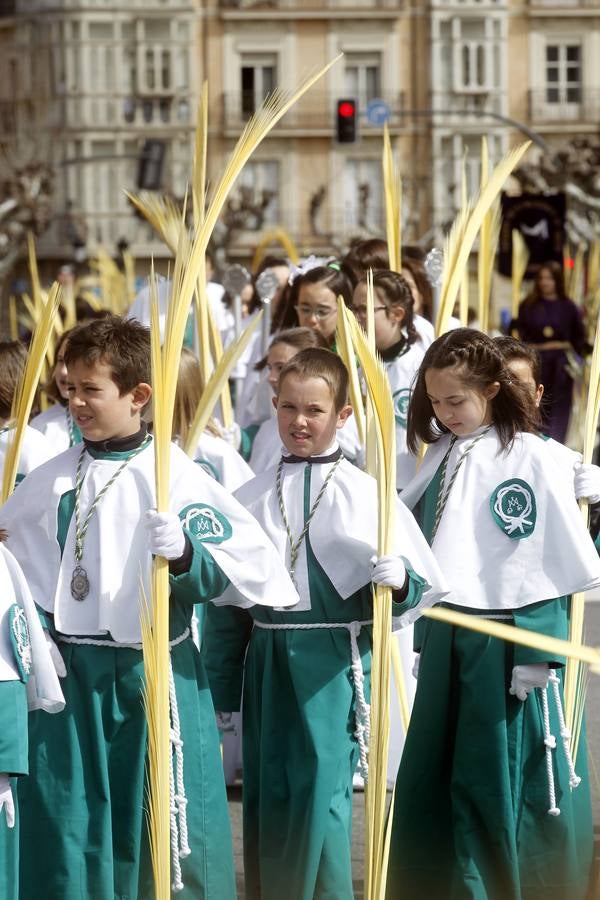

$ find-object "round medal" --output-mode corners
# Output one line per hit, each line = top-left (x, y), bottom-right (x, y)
(542, 325), (554, 338)
(70, 565), (90, 601)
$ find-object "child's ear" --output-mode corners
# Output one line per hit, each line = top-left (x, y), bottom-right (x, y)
(485, 381), (501, 401)
(272, 394), (279, 411)
(389, 305), (406, 326)
(535, 384), (544, 408)
(336, 404), (353, 428)
(132, 382), (152, 410)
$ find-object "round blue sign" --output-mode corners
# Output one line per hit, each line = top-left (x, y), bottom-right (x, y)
(366, 99), (391, 126)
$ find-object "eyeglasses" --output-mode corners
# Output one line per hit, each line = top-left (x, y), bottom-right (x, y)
(295, 305), (337, 320)
(352, 305), (387, 317)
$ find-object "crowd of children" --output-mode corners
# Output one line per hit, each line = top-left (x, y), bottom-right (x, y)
(0, 241), (598, 900)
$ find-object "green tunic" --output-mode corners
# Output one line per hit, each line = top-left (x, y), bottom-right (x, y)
(0, 681), (28, 900)
(203, 463), (427, 900)
(16, 449), (237, 900)
(387, 465), (594, 900)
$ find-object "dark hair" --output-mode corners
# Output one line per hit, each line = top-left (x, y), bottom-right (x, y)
(342, 238), (389, 283)
(406, 328), (540, 453)
(493, 335), (542, 386)
(275, 264), (354, 331)
(0, 341), (26, 420)
(278, 347), (349, 411)
(523, 260), (567, 305)
(400, 257), (434, 322)
(243, 255), (290, 318)
(357, 269), (417, 346)
(64, 316), (151, 393)
(254, 327), (329, 371)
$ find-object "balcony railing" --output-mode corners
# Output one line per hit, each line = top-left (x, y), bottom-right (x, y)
(220, 0), (400, 9)
(54, 92), (192, 130)
(221, 90), (406, 134)
(528, 89), (600, 124)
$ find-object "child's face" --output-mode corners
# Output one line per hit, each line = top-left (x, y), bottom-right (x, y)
(67, 358), (151, 442)
(352, 283), (405, 351)
(505, 358), (544, 408)
(266, 342), (297, 394)
(274, 373), (352, 458)
(53, 341), (69, 400)
(295, 283), (338, 342)
(425, 366), (499, 437)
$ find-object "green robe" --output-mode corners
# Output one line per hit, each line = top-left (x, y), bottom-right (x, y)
(203, 463), (427, 900)
(387, 463), (594, 900)
(0, 681), (27, 900)
(16, 448), (237, 900)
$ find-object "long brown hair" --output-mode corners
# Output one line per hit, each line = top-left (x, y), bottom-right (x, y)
(407, 328), (540, 453)
(523, 260), (567, 305)
(172, 348), (220, 447)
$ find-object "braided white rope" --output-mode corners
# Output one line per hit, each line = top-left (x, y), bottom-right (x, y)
(57, 627), (190, 651)
(540, 684), (560, 816)
(549, 670), (581, 789)
(253, 619), (372, 779)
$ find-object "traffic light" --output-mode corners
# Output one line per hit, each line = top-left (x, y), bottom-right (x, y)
(336, 98), (357, 144)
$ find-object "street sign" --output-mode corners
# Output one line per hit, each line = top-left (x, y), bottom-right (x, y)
(366, 98), (391, 126)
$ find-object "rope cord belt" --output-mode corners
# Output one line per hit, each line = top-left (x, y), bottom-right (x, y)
(57, 626), (191, 891)
(432, 427), (491, 543)
(538, 670), (580, 817)
(253, 618), (372, 780)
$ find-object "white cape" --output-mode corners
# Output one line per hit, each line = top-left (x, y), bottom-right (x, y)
(235, 450), (447, 624)
(385, 343), (424, 490)
(2, 441), (298, 643)
(0, 545), (64, 712)
(401, 427), (600, 610)
(30, 404), (73, 456)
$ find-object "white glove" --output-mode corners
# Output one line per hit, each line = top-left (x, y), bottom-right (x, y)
(44, 630), (66, 678)
(216, 711), (236, 733)
(371, 555), (407, 591)
(412, 654), (420, 680)
(509, 663), (550, 701)
(573, 462), (600, 504)
(0, 775), (14, 829)
(144, 510), (186, 561)
(219, 423), (242, 451)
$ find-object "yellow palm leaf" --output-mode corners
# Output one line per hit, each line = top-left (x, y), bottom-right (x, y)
(2, 282), (62, 502)
(251, 227), (300, 271)
(511, 230), (530, 319)
(382, 124), (402, 273)
(436, 142), (531, 336)
(335, 297), (366, 445)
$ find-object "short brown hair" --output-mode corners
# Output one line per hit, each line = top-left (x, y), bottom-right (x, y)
(64, 316), (151, 393)
(0, 341), (26, 419)
(278, 348), (349, 411)
(254, 327), (328, 372)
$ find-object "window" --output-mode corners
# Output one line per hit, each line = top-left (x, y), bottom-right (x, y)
(342, 160), (382, 232)
(545, 44), (581, 104)
(238, 160), (279, 228)
(240, 56), (276, 118)
(344, 54), (382, 108)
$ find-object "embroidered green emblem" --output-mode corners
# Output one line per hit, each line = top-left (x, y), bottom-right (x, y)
(194, 457), (221, 483)
(393, 388), (412, 427)
(490, 478), (536, 539)
(9, 604), (31, 683)
(179, 503), (232, 544)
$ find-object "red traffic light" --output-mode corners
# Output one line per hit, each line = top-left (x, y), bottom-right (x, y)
(338, 101), (355, 118)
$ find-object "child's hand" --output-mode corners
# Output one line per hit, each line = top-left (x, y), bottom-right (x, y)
(412, 654), (420, 680)
(0, 775), (14, 828)
(219, 423), (242, 451)
(371, 555), (407, 590)
(573, 462), (600, 504)
(509, 663), (549, 701)
(44, 631), (66, 678)
(144, 510), (186, 560)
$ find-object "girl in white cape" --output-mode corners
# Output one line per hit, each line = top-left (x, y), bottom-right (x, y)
(31, 330), (82, 455)
(386, 328), (600, 900)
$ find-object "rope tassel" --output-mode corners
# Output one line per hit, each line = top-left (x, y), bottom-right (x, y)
(549, 670), (581, 790)
(540, 684), (560, 816)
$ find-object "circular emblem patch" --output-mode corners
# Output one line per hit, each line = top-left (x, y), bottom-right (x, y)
(393, 388), (412, 427)
(490, 478), (536, 540)
(194, 457), (221, 483)
(179, 504), (232, 544)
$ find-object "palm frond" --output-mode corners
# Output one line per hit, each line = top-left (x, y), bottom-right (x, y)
(382, 124), (402, 273)
(511, 229), (530, 319)
(335, 297), (366, 445)
(435, 142), (531, 336)
(251, 227), (300, 271)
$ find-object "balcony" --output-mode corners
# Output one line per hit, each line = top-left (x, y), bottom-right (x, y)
(221, 90), (407, 136)
(220, 0), (400, 8)
(528, 0), (598, 10)
(56, 92), (192, 131)
(528, 89), (600, 125)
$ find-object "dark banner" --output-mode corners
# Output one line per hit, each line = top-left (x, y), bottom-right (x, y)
(498, 193), (565, 278)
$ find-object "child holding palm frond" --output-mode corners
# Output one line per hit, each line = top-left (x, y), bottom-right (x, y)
(202, 348), (446, 900)
(387, 328), (600, 900)
(1, 316), (298, 900)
